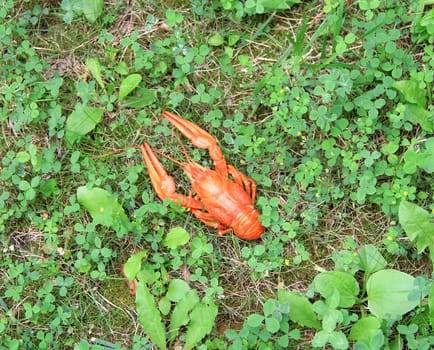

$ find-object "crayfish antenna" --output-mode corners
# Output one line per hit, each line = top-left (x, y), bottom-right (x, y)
(153, 147), (184, 167)
(172, 130), (192, 164)
(91, 145), (141, 160)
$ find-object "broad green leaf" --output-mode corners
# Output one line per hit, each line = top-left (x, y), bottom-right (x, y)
(278, 290), (320, 328)
(429, 284), (434, 327)
(163, 227), (190, 249)
(399, 200), (434, 264)
(392, 80), (426, 108)
(118, 74), (142, 101)
(260, 0), (294, 10)
(136, 281), (167, 350)
(166, 279), (190, 302)
(419, 137), (434, 173)
(123, 250), (148, 280)
(313, 271), (360, 308)
(77, 186), (130, 229)
(169, 289), (200, 342)
(184, 301), (218, 350)
(367, 269), (421, 320)
(65, 106), (104, 144)
(82, 0), (103, 23)
(86, 57), (104, 89)
(403, 149), (421, 174)
(123, 88), (156, 108)
(349, 316), (382, 344)
(404, 104), (434, 133)
(208, 33), (224, 46)
(358, 245), (387, 276)
(403, 140), (434, 174)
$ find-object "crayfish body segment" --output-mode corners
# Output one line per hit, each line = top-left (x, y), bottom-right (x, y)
(141, 111), (264, 240)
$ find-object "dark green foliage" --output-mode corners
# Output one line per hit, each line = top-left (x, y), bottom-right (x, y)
(1, 0), (433, 349)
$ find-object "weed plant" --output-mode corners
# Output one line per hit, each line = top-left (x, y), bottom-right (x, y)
(1, 0), (433, 349)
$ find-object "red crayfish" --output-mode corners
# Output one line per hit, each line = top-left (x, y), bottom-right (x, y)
(141, 111), (264, 240)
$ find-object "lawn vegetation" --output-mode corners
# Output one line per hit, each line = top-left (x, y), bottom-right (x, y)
(1, 0), (433, 349)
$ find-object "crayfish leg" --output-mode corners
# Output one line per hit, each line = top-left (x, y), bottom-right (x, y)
(227, 165), (257, 202)
(191, 209), (230, 234)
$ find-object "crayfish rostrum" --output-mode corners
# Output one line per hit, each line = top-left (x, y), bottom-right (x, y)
(141, 111), (264, 240)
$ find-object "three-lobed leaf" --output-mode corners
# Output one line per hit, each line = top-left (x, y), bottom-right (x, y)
(191, 237), (213, 259)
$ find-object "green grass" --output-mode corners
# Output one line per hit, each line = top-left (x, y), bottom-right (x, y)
(1, 0), (433, 349)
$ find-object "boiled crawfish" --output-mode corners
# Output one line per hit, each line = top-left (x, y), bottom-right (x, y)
(141, 111), (264, 240)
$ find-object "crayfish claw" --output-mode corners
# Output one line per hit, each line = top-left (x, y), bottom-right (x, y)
(141, 142), (203, 209)
(162, 111), (228, 176)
